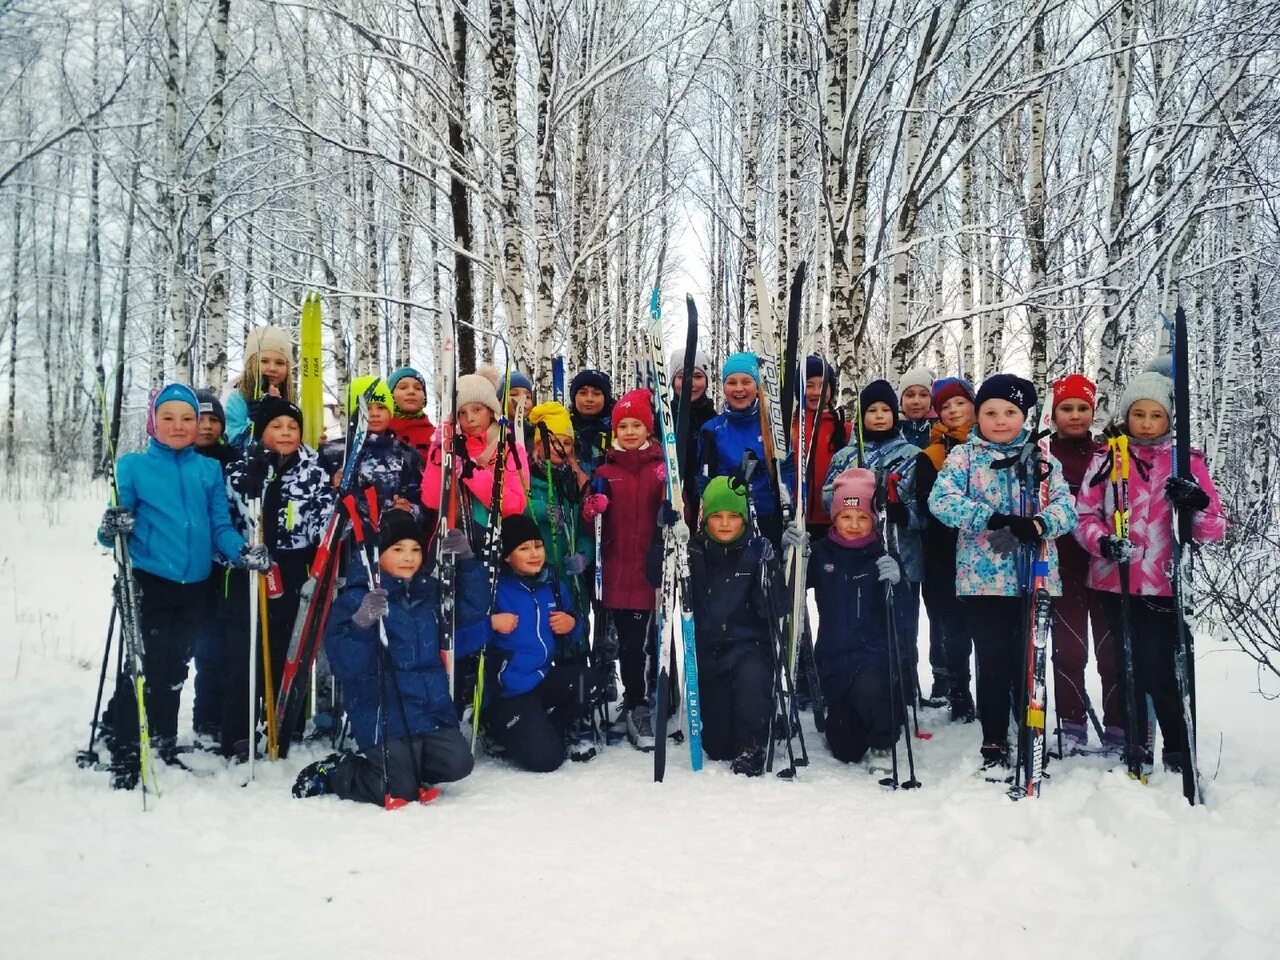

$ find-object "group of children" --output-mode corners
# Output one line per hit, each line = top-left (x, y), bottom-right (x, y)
(96, 320), (1225, 804)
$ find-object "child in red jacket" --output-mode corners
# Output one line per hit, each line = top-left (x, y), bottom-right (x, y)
(582, 389), (666, 751)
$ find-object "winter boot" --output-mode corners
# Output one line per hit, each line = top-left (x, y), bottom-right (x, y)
(109, 748), (140, 791)
(566, 719), (598, 763)
(730, 745), (766, 777)
(923, 674), (949, 708)
(292, 752), (346, 798)
(980, 742), (1009, 772)
(1058, 721), (1088, 756)
(626, 705), (656, 752)
(950, 688), (976, 724)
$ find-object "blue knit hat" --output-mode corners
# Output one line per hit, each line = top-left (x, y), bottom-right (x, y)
(722, 352), (759, 383)
(147, 383), (200, 439)
(499, 369), (534, 399)
(569, 369), (612, 408)
(387, 366), (427, 394)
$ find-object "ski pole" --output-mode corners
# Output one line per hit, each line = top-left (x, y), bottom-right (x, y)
(77, 600), (119, 769)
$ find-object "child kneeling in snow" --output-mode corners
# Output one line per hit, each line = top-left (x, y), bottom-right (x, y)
(688, 476), (785, 777)
(293, 510), (483, 804)
(798, 468), (911, 772)
(479, 514), (607, 771)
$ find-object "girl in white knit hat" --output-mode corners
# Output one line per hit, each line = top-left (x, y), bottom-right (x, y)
(223, 325), (297, 449)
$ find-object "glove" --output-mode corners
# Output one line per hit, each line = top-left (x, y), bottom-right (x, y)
(99, 506), (135, 538)
(781, 525), (809, 554)
(745, 536), (775, 564)
(1165, 475), (1210, 511)
(239, 543), (272, 572)
(657, 500), (680, 527)
(1099, 535), (1134, 563)
(669, 519), (690, 547)
(987, 526), (1020, 558)
(352, 588), (389, 629)
(240, 443), (272, 491)
(1005, 515), (1043, 543)
(582, 493), (609, 522)
(875, 554), (901, 585)
(565, 553), (588, 576)
(439, 528), (473, 559)
(885, 500), (909, 527)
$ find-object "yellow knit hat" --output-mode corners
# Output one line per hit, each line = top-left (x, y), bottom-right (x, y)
(529, 401), (574, 441)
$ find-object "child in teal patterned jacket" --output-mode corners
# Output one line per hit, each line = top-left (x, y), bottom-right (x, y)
(927, 374), (1076, 770)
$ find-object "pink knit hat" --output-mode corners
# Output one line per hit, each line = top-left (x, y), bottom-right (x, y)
(830, 468), (877, 518)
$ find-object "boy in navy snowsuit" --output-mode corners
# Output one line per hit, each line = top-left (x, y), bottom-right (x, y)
(478, 514), (607, 772)
(295, 510), (483, 804)
(96, 384), (263, 788)
(797, 467), (912, 768)
(688, 476), (786, 777)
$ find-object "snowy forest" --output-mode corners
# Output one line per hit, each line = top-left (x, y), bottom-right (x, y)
(2, 1), (1278, 663)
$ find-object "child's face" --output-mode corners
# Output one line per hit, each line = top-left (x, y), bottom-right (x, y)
(833, 507), (874, 540)
(1127, 400), (1169, 440)
(257, 350), (290, 387)
(804, 377), (827, 412)
(154, 400), (198, 449)
(862, 401), (895, 432)
(196, 415), (224, 448)
(262, 415), (301, 456)
(1053, 399), (1094, 439)
(705, 510), (745, 544)
(672, 368), (708, 402)
(938, 395), (975, 429)
(507, 539), (545, 577)
(615, 417), (649, 451)
(978, 400), (1026, 444)
(392, 378), (425, 415)
(367, 402), (392, 432)
(574, 386), (606, 416)
(380, 539), (423, 580)
(901, 385), (932, 420)
(508, 387), (533, 417)
(458, 401), (493, 438)
(723, 373), (757, 411)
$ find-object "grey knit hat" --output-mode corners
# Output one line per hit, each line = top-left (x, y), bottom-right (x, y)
(1118, 371), (1174, 418)
(668, 348), (711, 382)
(897, 367), (935, 397)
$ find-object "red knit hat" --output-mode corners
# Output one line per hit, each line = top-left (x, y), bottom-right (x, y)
(612, 389), (655, 436)
(1052, 374), (1097, 411)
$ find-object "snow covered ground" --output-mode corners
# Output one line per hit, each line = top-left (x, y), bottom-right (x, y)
(2, 486), (1278, 959)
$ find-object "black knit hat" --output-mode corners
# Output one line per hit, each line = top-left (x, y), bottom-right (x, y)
(805, 356), (836, 393)
(252, 395), (304, 438)
(859, 379), (900, 429)
(569, 369), (613, 408)
(501, 514), (543, 558)
(378, 509), (427, 552)
(975, 373), (1038, 416)
(195, 388), (225, 425)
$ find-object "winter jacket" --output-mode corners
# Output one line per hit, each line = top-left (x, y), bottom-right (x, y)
(696, 403), (777, 519)
(782, 408), (852, 526)
(196, 441), (238, 469)
(324, 558), (489, 749)
(223, 391), (251, 449)
(485, 568), (585, 698)
(688, 532), (785, 679)
(806, 536), (914, 701)
(388, 414), (436, 461)
(571, 411), (612, 479)
(349, 431), (424, 523)
(593, 443), (666, 611)
(225, 445), (335, 553)
(915, 421), (973, 586)
(901, 418), (935, 450)
(821, 429), (927, 582)
(422, 427), (529, 525)
(927, 429), (1077, 597)
(1073, 437), (1225, 597)
(1050, 433), (1105, 591)
(99, 439), (245, 584)
(527, 463), (594, 630)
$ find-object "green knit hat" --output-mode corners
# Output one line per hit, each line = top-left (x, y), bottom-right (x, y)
(701, 476), (747, 527)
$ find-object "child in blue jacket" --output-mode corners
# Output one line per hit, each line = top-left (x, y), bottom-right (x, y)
(96, 384), (264, 788)
(799, 468), (912, 770)
(294, 510), (483, 804)
(480, 514), (607, 771)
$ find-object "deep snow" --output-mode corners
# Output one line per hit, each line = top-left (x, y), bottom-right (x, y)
(2, 488), (1278, 959)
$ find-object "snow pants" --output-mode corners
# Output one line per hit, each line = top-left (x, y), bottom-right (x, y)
(923, 572), (973, 689)
(192, 571), (226, 733)
(1099, 594), (1191, 762)
(966, 595), (1025, 748)
(329, 728), (474, 805)
(825, 666), (894, 763)
(108, 570), (203, 759)
(698, 643), (773, 761)
(1051, 538), (1121, 734)
(608, 608), (654, 710)
(486, 664), (603, 772)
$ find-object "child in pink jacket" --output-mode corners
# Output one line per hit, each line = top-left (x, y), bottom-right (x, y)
(1073, 366), (1225, 773)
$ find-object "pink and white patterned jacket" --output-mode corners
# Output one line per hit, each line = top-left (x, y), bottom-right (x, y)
(1073, 437), (1225, 597)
